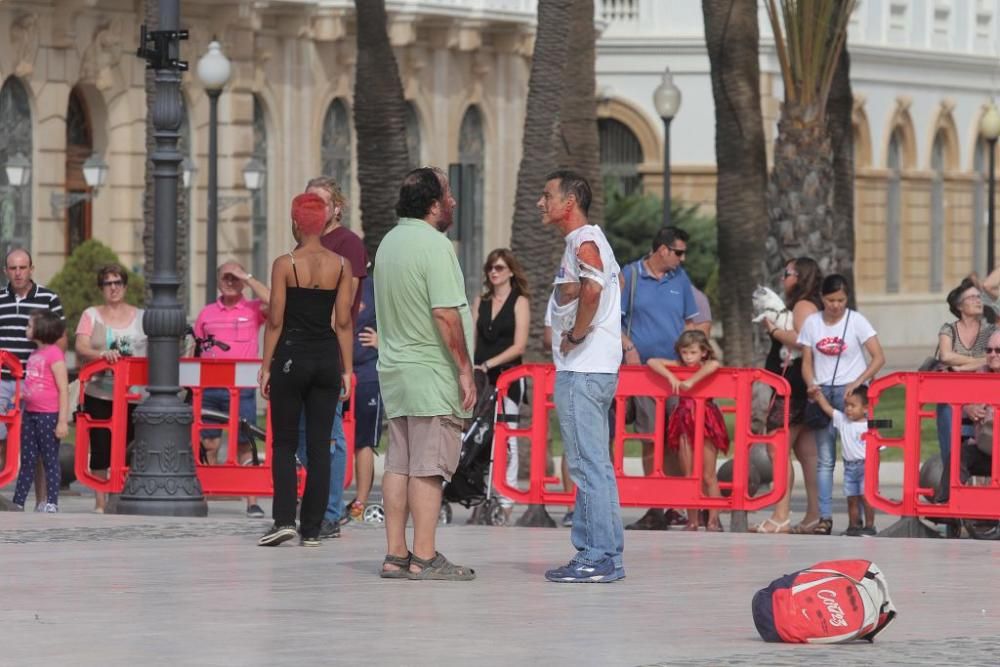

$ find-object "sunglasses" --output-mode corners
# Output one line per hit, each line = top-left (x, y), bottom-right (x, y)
(986, 347), (1000, 354)
(783, 269), (798, 278)
(488, 264), (509, 273)
(667, 247), (686, 258)
(101, 279), (125, 288)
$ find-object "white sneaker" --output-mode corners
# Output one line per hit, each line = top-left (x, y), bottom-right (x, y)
(43, 503), (58, 513)
(34, 502), (45, 512)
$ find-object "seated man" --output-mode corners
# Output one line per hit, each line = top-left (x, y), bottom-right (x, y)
(194, 261), (270, 517)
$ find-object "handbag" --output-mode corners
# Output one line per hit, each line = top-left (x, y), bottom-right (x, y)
(804, 310), (851, 430)
(918, 322), (955, 372)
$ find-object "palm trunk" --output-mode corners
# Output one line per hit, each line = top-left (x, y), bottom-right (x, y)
(353, 0), (411, 260)
(555, 0), (603, 228)
(509, 0), (573, 360)
(826, 45), (856, 305)
(702, 0), (769, 366)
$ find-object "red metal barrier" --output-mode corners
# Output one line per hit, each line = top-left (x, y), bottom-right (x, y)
(866, 371), (1000, 520)
(492, 363), (790, 512)
(0, 351), (24, 487)
(74, 357), (356, 497)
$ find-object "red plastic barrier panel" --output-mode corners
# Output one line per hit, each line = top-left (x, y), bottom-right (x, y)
(866, 371), (1000, 520)
(492, 363), (790, 512)
(74, 357), (356, 497)
(0, 351), (24, 487)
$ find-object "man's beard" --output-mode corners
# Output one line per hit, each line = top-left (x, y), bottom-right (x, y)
(435, 212), (453, 233)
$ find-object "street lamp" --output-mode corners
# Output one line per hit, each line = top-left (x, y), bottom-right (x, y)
(181, 156), (197, 190)
(120, 4), (207, 516)
(49, 151), (109, 215)
(4, 152), (31, 188)
(652, 67), (682, 228)
(197, 39), (232, 304)
(981, 102), (1000, 271)
(242, 157), (265, 192)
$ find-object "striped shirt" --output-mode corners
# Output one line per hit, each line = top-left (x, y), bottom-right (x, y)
(0, 282), (65, 380)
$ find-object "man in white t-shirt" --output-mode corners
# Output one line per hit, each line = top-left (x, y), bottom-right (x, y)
(539, 170), (625, 584)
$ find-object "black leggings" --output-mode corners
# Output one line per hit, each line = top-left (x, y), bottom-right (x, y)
(269, 342), (341, 538)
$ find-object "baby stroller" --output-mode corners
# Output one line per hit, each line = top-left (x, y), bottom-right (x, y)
(441, 370), (512, 526)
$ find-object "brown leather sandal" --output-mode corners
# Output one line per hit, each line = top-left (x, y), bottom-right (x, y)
(380, 552), (412, 579)
(408, 551), (476, 581)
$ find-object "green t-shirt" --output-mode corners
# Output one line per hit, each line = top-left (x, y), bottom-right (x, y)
(374, 217), (473, 419)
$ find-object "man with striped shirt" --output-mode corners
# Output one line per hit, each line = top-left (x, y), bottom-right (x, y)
(1, 249), (66, 507)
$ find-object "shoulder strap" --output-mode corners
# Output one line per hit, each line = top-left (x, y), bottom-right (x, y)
(827, 310), (851, 388)
(288, 251), (300, 287)
(626, 260), (639, 337)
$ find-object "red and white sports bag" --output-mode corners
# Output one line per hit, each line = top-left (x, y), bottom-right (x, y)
(752, 559), (898, 643)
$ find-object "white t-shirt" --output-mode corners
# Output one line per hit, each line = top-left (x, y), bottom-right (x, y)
(832, 409), (868, 461)
(797, 309), (877, 386)
(548, 224), (622, 373)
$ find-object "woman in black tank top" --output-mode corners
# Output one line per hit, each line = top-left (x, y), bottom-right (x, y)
(257, 192), (355, 547)
(471, 248), (530, 520)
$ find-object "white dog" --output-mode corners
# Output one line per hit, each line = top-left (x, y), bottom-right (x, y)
(751, 285), (793, 331)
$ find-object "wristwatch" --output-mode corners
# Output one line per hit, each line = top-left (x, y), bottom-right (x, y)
(623, 344), (635, 353)
(245, 273), (254, 282)
(566, 330), (587, 345)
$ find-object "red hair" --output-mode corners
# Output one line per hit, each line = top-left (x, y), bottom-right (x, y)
(291, 192), (327, 235)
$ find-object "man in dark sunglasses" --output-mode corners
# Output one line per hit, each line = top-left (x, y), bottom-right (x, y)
(619, 226), (699, 530)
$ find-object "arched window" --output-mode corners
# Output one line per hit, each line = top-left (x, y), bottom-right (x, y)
(598, 118), (643, 195)
(0, 77), (32, 257)
(974, 140), (988, 276)
(321, 98), (352, 227)
(886, 130), (902, 294)
(456, 106), (485, 297)
(930, 133), (945, 292)
(251, 96), (268, 279)
(65, 87), (93, 255)
(405, 103), (421, 171)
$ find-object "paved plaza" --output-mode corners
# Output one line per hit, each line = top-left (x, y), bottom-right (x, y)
(2, 481), (1000, 667)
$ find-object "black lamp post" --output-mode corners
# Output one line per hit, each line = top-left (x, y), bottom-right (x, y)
(119, 2), (207, 516)
(982, 102), (1000, 272)
(652, 67), (681, 228)
(197, 40), (232, 304)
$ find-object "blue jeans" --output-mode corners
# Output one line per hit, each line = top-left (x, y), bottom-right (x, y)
(555, 371), (623, 568)
(296, 401), (346, 523)
(813, 384), (847, 519)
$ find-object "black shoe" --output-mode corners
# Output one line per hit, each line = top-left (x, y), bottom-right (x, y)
(258, 523), (297, 547)
(860, 525), (877, 536)
(318, 519), (341, 539)
(625, 508), (669, 530)
(246, 503), (266, 518)
(300, 535), (321, 547)
(841, 524), (862, 537)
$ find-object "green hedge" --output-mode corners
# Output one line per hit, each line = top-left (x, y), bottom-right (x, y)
(47, 240), (145, 342)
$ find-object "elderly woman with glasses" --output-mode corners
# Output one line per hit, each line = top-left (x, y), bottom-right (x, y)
(931, 278), (996, 502)
(75, 263), (147, 513)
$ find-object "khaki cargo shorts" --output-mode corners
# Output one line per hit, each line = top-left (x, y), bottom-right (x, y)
(385, 414), (463, 481)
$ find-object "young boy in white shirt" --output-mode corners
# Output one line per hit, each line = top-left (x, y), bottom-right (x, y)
(807, 385), (877, 536)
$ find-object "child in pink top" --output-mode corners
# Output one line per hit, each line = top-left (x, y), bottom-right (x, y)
(11, 311), (69, 512)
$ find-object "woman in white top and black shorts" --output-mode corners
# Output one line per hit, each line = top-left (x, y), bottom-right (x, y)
(798, 274), (885, 535)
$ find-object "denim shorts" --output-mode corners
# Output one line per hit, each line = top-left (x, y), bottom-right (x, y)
(200, 387), (257, 443)
(843, 458), (865, 497)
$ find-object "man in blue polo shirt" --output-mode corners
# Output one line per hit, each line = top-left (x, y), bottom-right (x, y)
(619, 226), (697, 530)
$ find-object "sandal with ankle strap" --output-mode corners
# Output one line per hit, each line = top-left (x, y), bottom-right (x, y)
(408, 551), (476, 581)
(380, 552), (412, 579)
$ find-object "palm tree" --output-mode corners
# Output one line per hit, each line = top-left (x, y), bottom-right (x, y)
(764, 0), (857, 287)
(555, 0), (603, 228)
(702, 0), (769, 366)
(509, 0), (573, 360)
(826, 47), (856, 304)
(353, 0), (411, 260)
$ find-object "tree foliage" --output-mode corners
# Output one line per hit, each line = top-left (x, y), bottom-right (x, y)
(48, 239), (145, 342)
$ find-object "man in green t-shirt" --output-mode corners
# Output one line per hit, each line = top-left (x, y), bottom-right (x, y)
(374, 167), (476, 581)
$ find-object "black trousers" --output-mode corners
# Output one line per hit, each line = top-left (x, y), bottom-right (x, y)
(268, 340), (341, 538)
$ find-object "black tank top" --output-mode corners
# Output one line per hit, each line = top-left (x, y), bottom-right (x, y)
(280, 253), (340, 345)
(475, 287), (521, 385)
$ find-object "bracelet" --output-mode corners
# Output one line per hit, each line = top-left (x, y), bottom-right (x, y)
(623, 344), (635, 353)
(566, 331), (587, 345)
